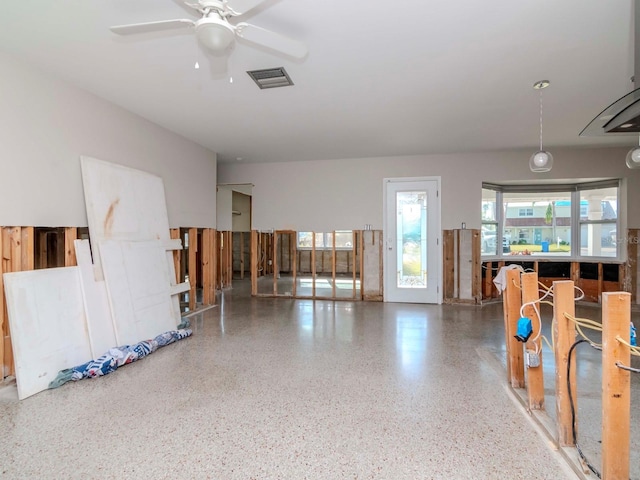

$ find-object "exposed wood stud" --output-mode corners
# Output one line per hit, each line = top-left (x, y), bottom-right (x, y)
(522, 271), (545, 410)
(505, 268), (525, 388)
(251, 230), (258, 295)
(65, 227), (78, 267)
(601, 292), (631, 480)
(0, 228), (4, 380)
(169, 228), (181, 284)
(553, 280), (577, 446)
(188, 227), (197, 311)
(202, 229), (211, 305)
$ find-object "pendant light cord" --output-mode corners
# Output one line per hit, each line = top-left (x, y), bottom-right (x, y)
(539, 88), (544, 151)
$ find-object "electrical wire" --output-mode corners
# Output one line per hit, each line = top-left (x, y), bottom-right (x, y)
(615, 336), (640, 357)
(567, 339), (602, 479)
(563, 312), (603, 348)
(616, 361), (640, 373)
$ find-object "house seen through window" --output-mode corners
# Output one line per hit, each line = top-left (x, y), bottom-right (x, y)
(481, 181), (619, 259)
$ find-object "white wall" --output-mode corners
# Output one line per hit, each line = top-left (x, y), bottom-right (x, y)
(0, 52), (217, 228)
(216, 186), (233, 231)
(232, 191), (251, 232)
(217, 148), (640, 232)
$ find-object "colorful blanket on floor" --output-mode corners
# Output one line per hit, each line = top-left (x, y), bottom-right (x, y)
(48, 328), (192, 389)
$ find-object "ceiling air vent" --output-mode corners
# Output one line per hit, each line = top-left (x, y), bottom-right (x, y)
(247, 67), (293, 89)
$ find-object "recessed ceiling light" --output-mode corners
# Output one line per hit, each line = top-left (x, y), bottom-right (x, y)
(599, 114), (614, 120)
(236, 157), (243, 161)
(620, 123), (634, 128)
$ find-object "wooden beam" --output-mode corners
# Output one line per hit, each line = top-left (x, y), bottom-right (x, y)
(226, 231), (232, 288)
(10, 227), (21, 274)
(522, 271), (545, 410)
(601, 292), (631, 480)
(169, 228), (181, 284)
(5, 227), (21, 378)
(292, 232), (298, 297)
(359, 230), (364, 300)
(273, 231), (278, 295)
(505, 268), (525, 388)
(188, 227), (197, 311)
(251, 230), (258, 296)
(64, 227), (78, 267)
(202, 229), (211, 305)
(471, 229), (481, 304)
(240, 232), (245, 280)
(332, 231), (336, 298)
(37, 230), (48, 269)
(443, 230), (455, 301)
(352, 231), (357, 299)
(311, 232), (316, 298)
(20, 227), (34, 271)
(210, 228), (220, 304)
(0, 228), (4, 379)
(553, 280), (577, 446)
(598, 262), (604, 303)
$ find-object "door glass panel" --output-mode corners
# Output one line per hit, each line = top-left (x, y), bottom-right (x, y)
(396, 191), (427, 289)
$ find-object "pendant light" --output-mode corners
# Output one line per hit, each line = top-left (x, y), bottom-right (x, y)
(529, 80), (554, 173)
(626, 135), (640, 169)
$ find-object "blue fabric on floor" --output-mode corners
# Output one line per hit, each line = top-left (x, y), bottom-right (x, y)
(49, 329), (192, 389)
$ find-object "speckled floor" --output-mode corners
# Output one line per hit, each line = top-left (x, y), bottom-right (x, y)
(0, 280), (579, 479)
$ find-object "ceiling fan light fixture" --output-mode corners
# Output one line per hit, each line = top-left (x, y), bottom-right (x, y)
(196, 17), (235, 52)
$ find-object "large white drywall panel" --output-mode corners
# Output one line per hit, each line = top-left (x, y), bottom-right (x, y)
(3, 267), (91, 400)
(0, 52), (216, 228)
(75, 239), (117, 357)
(81, 156), (171, 272)
(99, 240), (181, 346)
(218, 147), (640, 231)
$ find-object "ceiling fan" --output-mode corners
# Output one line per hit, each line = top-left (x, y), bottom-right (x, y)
(110, 0), (307, 59)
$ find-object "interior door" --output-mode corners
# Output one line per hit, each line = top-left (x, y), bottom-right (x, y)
(384, 178), (440, 303)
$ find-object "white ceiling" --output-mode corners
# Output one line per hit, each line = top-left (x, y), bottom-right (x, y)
(0, 0), (636, 163)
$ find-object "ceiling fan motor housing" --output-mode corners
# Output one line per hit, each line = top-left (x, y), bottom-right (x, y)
(196, 16), (236, 52)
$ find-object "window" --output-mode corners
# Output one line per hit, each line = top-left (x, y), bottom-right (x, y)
(481, 188), (498, 255)
(297, 231), (354, 249)
(579, 186), (618, 258)
(482, 180), (620, 259)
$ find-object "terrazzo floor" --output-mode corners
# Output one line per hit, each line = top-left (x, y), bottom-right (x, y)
(0, 280), (586, 479)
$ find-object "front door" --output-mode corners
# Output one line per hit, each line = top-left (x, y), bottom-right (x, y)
(384, 178), (440, 303)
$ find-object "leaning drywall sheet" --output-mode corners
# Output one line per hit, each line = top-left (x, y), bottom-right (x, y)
(80, 156), (181, 317)
(75, 239), (117, 357)
(3, 267), (91, 400)
(80, 156), (171, 278)
(99, 240), (180, 346)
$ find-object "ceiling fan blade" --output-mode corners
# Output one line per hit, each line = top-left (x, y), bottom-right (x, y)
(235, 22), (307, 58)
(110, 19), (195, 35)
(226, 0), (269, 15)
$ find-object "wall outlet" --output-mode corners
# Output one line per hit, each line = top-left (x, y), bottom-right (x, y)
(525, 350), (541, 368)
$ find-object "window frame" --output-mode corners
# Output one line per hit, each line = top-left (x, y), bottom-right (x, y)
(482, 179), (621, 261)
(297, 231), (355, 251)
